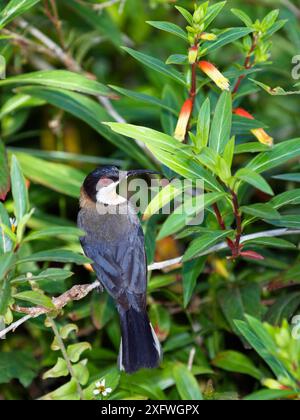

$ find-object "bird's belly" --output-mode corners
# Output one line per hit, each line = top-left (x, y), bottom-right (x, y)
(78, 207), (139, 244)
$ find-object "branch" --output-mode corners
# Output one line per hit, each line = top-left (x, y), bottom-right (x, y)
(281, 0), (300, 19)
(148, 228), (300, 271)
(0, 281), (100, 340)
(1, 229), (300, 340)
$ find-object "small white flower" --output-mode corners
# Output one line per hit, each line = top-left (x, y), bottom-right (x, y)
(93, 379), (112, 398)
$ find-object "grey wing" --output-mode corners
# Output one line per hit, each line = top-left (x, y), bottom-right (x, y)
(80, 227), (148, 312)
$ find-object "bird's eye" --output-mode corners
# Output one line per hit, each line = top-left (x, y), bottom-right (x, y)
(99, 177), (115, 187)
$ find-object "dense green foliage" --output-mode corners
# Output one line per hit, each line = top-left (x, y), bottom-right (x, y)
(0, 0), (300, 401)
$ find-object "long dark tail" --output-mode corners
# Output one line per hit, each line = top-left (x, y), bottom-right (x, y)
(118, 307), (162, 374)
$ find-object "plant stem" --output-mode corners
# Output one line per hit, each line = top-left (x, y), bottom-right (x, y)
(230, 189), (242, 257)
(44, 0), (66, 50)
(212, 203), (236, 254)
(47, 317), (85, 401)
(232, 33), (258, 95)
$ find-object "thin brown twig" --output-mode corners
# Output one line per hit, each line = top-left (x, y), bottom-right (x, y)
(43, 0), (66, 50)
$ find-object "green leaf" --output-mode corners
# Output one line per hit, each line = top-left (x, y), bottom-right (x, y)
(14, 290), (56, 310)
(173, 364), (203, 401)
(265, 292), (300, 326)
(183, 257), (206, 308)
(219, 283), (262, 335)
(0, 252), (15, 280)
(25, 227), (84, 242)
(234, 316), (293, 381)
(213, 351), (263, 380)
(175, 6), (193, 25)
(17, 87), (153, 169)
(247, 138), (300, 174)
(231, 8), (253, 27)
(241, 203), (281, 220)
(0, 351), (39, 387)
(147, 21), (187, 41)
(251, 79), (300, 96)
(122, 47), (186, 85)
(209, 91), (232, 154)
(149, 303), (171, 341)
(267, 215), (300, 229)
(252, 79), (300, 96)
(223, 137), (235, 169)
(270, 189), (300, 209)
(105, 122), (223, 192)
(158, 192), (227, 239)
(244, 237), (296, 250)
(232, 115), (268, 134)
(262, 10), (279, 30)
(92, 293), (115, 330)
(0, 140), (10, 201)
(110, 85), (176, 114)
(143, 184), (183, 220)
(17, 249), (91, 265)
(166, 54), (188, 65)
(12, 152), (84, 198)
(184, 231), (232, 262)
(73, 360), (89, 386)
(67, 342), (91, 363)
(60, 324), (79, 340)
(204, 1), (227, 29)
(200, 28), (253, 56)
(11, 268), (74, 285)
(0, 70), (112, 97)
(235, 143), (270, 154)
(0, 0), (41, 29)
(235, 168), (274, 195)
(40, 379), (79, 400)
(0, 203), (13, 254)
(161, 84), (178, 136)
(10, 155), (29, 223)
(43, 358), (68, 380)
(244, 389), (299, 401)
(273, 173), (300, 183)
(0, 93), (45, 119)
(196, 98), (211, 149)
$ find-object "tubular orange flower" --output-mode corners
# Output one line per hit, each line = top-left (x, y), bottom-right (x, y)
(198, 61), (230, 91)
(234, 108), (274, 147)
(174, 98), (193, 142)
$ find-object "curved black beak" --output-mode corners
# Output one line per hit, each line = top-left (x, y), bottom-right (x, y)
(126, 169), (161, 178)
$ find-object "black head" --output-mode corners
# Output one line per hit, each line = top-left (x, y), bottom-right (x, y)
(83, 166), (120, 202)
(82, 166), (161, 203)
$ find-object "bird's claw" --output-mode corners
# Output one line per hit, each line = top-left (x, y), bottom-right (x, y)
(96, 280), (104, 293)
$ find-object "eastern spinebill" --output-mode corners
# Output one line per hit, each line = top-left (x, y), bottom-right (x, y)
(78, 166), (162, 374)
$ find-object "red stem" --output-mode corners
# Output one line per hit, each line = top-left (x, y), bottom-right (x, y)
(232, 34), (258, 95)
(212, 203), (236, 254)
(230, 190), (243, 257)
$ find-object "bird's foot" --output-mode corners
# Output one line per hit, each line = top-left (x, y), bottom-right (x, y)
(96, 280), (104, 293)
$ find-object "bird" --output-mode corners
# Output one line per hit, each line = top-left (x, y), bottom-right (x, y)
(78, 166), (162, 374)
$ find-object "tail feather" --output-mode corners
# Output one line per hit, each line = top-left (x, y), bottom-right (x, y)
(119, 307), (162, 374)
